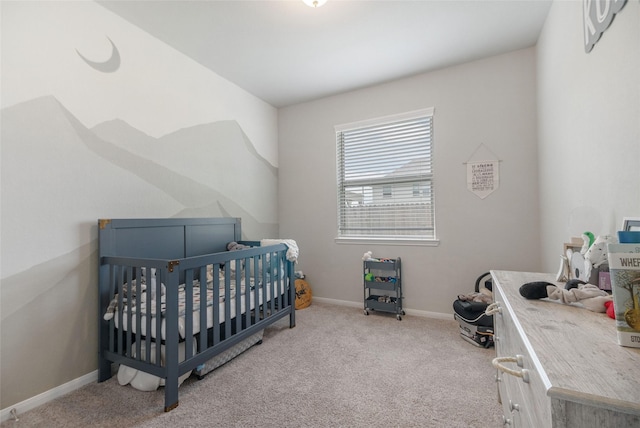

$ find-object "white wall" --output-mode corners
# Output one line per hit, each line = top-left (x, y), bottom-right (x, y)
(537, 0), (640, 272)
(278, 48), (541, 316)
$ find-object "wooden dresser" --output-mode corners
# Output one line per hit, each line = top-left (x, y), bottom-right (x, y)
(491, 270), (640, 427)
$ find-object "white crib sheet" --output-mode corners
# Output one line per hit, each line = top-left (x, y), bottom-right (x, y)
(112, 280), (285, 340)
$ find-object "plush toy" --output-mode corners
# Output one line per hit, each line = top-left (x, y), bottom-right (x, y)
(584, 235), (613, 269)
(227, 241), (250, 251)
(520, 279), (612, 313)
(457, 288), (493, 305)
(566, 234), (613, 282)
(117, 341), (195, 392)
(225, 242), (253, 277)
(580, 231), (595, 253)
(362, 251), (374, 261)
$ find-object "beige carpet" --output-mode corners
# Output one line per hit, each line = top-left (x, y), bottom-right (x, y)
(1, 302), (502, 427)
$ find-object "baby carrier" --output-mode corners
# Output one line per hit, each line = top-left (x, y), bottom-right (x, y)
(452, 272), (494, 348)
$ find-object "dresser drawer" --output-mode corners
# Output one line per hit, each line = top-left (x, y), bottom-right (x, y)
(493, 284), (551, 427)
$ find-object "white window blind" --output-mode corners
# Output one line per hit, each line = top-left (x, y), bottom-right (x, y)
(336, 108), (435, 240)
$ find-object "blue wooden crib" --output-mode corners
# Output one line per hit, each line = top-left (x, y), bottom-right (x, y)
(97, 218), (296, 411)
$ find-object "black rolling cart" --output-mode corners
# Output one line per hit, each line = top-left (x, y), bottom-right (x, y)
(363, 257), (404, 320)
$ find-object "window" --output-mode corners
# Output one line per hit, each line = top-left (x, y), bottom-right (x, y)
(336, 108), (435, 241)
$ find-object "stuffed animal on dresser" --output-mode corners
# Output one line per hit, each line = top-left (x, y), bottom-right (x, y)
(519, 278), (612, 313)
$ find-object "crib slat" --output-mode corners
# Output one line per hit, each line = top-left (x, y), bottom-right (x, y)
(163, 266), (181, 412)
(108, 265), (118, 354)
(184, 269), (194, 345)
(280, 252), (286, 308)
(244, 257), (253, 328)
(144, 266), (152, 363)
(273, 253), (279, 311)
(191, 265), (207, 359)
(134, 266), (143, 363)
(235, 257), (244, 333)
(269, 253), (276, 314)
(262, 253), (269, 319)
(213, 264), (222, 345)
(118, 268), (124, 354)
(200, 264), (214, 351)
(155, 268), (163, 366)
(224, 265), (232, 339)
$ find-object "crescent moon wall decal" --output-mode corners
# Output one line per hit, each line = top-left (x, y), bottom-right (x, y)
(76, 36), (120, 73)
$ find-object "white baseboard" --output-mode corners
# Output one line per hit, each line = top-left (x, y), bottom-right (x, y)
(312, 296), (452, 320)
(0, 370), (98, 423)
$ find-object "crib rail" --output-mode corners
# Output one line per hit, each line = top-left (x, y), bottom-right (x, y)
(98, 243), (295, 411)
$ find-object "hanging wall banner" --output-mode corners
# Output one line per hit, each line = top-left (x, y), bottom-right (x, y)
(467, 160), (499, 199)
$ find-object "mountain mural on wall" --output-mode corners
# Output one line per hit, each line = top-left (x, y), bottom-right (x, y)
(2, 95), (277, 245)
(1, 94), (278, 322)
(89, 114), (278, 222)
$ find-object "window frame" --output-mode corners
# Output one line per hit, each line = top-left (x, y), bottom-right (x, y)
(334, 108), (438, 246)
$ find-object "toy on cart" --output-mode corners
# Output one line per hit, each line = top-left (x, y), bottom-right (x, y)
(363, 252), (404, 320)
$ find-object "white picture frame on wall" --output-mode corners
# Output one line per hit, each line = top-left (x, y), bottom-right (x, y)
(621, 217), (640, 231)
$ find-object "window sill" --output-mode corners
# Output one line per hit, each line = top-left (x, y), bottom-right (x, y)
(334, 237), (440, 247)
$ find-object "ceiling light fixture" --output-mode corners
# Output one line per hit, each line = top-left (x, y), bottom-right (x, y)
(303, 0), (327, 8)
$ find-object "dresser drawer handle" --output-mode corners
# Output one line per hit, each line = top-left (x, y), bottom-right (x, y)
(492, 356), (530, 383)
(485, 302), (501, 315)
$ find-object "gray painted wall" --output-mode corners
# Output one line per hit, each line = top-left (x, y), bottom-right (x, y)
(278, 0), (639, 327)
(278, 47), (541, 316)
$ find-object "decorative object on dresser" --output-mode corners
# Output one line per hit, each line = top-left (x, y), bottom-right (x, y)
(491, 270), (640, 427)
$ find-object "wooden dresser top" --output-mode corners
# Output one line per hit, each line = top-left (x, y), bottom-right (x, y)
(491, 270), (640, 415)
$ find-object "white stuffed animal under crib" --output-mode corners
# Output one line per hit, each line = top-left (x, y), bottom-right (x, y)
(117, 341), (194, 391)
